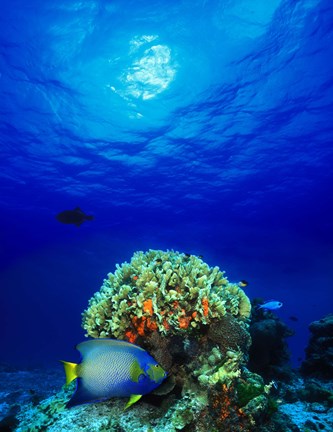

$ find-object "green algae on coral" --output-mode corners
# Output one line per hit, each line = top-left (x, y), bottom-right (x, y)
(236, 379), (265, 408)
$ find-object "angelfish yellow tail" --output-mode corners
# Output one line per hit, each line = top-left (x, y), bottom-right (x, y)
(60, 360), (78, 385)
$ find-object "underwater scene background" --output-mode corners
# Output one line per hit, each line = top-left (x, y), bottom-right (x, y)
(0, 0), (332, 431)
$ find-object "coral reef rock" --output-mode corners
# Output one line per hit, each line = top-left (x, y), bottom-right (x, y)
(14, 250), (282, 431)
(301, 313), (333, 380)
(248, 299), (294, 381)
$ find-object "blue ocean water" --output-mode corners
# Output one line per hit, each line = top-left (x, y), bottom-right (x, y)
(0, 0), (332, 369)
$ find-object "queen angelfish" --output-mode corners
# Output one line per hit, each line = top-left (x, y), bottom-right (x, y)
(61, 339), (167, 409)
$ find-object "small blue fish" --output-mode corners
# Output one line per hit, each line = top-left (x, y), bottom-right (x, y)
(61, 339), (167, 409)
(257, 300), (283, 311)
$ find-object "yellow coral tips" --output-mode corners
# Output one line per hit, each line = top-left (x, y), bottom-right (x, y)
(60, 360), (78, 385)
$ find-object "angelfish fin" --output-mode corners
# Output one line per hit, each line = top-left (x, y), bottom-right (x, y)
(124, 394), (142, 410)
(60, 360), (78, 385)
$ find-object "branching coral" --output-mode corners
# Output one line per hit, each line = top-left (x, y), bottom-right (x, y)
(82, 249), (251, 342)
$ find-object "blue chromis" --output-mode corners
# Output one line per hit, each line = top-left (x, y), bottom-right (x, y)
(61, 339), (167, 409)
(257, 300), (283, 311)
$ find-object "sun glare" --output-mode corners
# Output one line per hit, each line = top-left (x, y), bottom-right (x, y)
(114, 35), (177, 101)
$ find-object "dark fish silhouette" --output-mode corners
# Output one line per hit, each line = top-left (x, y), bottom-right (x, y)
(56, 207), (94, 227)
(289, 316), (299, 322)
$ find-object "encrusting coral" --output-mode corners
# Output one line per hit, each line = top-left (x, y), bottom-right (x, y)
(15, 250), (279, 432)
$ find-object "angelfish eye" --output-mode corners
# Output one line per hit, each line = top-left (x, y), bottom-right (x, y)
(154, 364), (159, 368)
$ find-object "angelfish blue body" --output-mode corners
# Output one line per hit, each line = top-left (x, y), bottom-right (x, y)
(62, 339), (167, 408)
